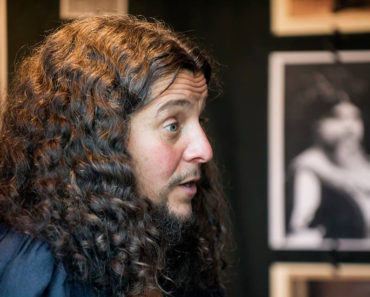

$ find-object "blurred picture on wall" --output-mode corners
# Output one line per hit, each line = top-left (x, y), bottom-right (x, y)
(269, 51), (370, 250)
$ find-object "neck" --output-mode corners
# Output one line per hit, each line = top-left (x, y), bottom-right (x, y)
(333, 139), (367, 168)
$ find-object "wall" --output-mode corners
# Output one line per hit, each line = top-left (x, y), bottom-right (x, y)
(7, 1), (370, 297)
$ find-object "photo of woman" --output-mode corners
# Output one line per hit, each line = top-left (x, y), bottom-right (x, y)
(269, 51), (370, 250)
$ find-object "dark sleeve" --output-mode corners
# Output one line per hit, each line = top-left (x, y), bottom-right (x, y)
(0, 225), (69, 297)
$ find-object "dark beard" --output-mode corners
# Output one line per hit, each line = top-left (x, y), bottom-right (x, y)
(151, 202), (196, 247)
(151, 203), (200, 291)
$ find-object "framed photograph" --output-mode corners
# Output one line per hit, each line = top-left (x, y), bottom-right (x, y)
(60, 0), (128, 19)
(268, 51), (370, 250)
(271, 0), (370, 36)
(0, 0), (7, 99)
(270, 262), (370, 297)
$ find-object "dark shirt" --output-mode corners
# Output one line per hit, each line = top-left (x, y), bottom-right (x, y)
(0, 225), (97, 297)
(310, 181), (366, 238)
(287, 174), (366, 239)
(0, 225), (224, 297)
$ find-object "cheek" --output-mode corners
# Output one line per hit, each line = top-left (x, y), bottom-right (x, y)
(319, 121), (339, 140)
(351, 121), (364, 138)
(142, 141), (181, 180)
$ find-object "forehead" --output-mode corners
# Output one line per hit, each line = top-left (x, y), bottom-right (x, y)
(332, 102), (360, 118)
(147, 70), (208, 109)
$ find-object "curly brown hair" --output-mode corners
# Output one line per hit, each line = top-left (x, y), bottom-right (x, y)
(0, 15), (230, 297)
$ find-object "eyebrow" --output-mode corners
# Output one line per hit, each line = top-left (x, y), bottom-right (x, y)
(156, 99), (192, 115)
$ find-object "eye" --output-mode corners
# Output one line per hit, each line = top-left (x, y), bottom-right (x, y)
(165, 122), (178, 132)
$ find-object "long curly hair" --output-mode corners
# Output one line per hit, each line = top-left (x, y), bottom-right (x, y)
(0, 16), (230, 296)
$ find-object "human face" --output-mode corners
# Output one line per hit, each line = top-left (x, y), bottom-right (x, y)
(317, 102), (364, 146)
(127, 70), (213, 220)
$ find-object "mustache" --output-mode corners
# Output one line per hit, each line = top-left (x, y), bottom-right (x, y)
(167, 168), (201, 189)
(157, 168), (201, 201)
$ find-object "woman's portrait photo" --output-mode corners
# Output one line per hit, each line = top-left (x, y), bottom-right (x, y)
(268, 51), (370, 250)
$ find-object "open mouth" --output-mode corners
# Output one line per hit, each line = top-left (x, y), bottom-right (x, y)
(178, 180), (198, 195)
(182, 182), (195, 188)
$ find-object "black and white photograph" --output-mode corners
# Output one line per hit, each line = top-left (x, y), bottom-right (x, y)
(268, 51), (370, 250)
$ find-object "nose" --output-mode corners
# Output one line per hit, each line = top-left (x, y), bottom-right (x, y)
(183, 125), (213, 163)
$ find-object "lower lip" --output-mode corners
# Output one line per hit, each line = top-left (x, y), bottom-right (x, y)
(178, 183), (197, 196)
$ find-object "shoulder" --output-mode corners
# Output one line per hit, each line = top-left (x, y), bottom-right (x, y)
(0, 224), (68, 296)
(290, 147), (329, 172)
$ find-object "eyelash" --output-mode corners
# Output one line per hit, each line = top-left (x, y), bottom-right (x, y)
(163, 116), (208, 135)
(164, 121), (179, 133)
(199, 116), (209, 126)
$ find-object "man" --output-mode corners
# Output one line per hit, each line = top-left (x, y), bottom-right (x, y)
(0, 16), (230, 297)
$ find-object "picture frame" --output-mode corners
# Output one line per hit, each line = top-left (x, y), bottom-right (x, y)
(60, 0), (128, 19)
(0, 0), (7, 99)
(271, 0), (370, 36)
(270, 262), (370, 297)
(268, 51), (370, 250)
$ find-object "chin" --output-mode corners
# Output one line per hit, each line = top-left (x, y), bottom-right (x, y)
(168, 204), (193, 221)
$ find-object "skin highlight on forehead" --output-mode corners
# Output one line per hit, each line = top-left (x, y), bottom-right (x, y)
(149, 70), (208, 107)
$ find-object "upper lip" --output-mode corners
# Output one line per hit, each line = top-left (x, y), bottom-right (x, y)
(180, 177), (200, 185)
